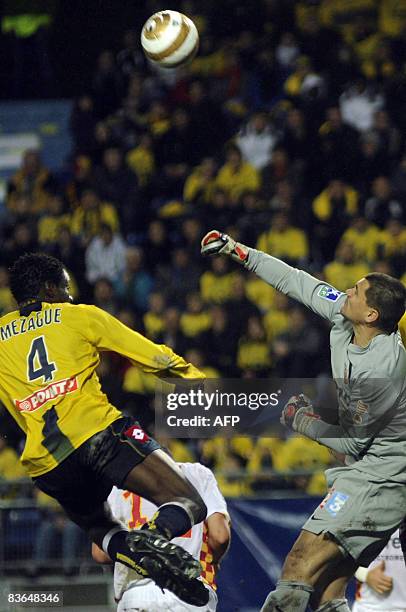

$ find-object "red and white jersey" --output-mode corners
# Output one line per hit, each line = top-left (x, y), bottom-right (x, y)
(107, 462), (228, 604)
(353, 530), (406, 612)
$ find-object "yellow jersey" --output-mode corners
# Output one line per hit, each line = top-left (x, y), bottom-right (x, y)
(0, 302), (203, 477)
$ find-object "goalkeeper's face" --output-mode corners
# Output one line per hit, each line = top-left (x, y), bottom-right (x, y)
(341, 278), (378, 325)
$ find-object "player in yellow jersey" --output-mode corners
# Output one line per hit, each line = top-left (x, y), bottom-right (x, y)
(0, 252), (209, 607)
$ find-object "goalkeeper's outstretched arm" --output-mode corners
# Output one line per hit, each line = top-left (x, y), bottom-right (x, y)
(201, 230), (346, 322)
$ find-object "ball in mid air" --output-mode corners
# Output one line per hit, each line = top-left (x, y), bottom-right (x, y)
(141, 10), (199, 69)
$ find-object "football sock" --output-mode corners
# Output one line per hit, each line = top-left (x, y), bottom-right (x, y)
(260, 580), (313, 612)
(102, 527), (148, 575)
(315, 599), (351, 611)
(142, 502), (193, 540)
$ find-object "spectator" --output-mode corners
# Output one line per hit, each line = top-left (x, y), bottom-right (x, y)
(364, 175), (403, 227)
(7, 149), (56, 215)
(85, 223), (126, 285)
(256, 211), (309, 265)
(30, 490), (83, 577)
(237, 315), (271, 375)
(0, 267), (15, 316)
(317, 106), (360, 183)
(143, 291), (166, 340)
(272, 306), (324, 377)
(180, 292), (212, 342)
(379, 218), (406, 277)
(2, 223), (37, 267)
(341, 216), (382, 263)
(183, 157), (217, 205)
(65, 155), (94, 208)
(126, 132), (156, 190)
(144, 220), (171, 273)
(0, 437), (26, 480)
(116, 30), (145, 87)
(49, 227), (85, 295)
(92, 50), (122, 119)
(391, 153), (406, 201)
(92, 278), (118, 315)
(226, 274), (262, 335)
(184, 348), (220, 378)
(156, 307), (189, 355)
(216, 144), (261, 204)
(236, 112), (279, 171)
(281, 107), (311, 170)
(263, 292), (291, 342)
(179, 217), (204, 263)
(200, 256), (237, 305)
(371, 109), (401, 162)
(323, 241), (370, 292)
(275, 32), (300, 71)
(70, 95), (97, 156)
(313, 179), (359, 261)
(156, 107), (196, 197)
(93, 147), (139, 229)
(114, 246), (154, 312)
(356, 131), (390, 193)
(37, 194), (70, 246)
(187, 79), (228, 159)
(157, 248), (201, 305)
(339, 79), (384, 133)
(205, 305), (238, 375)
(70, 188), (119, 246)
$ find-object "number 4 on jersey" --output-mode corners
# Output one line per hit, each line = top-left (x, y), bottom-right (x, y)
(27, 336), (56, 383)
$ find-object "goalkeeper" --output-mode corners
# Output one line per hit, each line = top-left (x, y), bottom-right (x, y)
(201, 231), (406, 612)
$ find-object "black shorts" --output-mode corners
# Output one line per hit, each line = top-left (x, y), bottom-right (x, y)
(33, 417), (160, 517)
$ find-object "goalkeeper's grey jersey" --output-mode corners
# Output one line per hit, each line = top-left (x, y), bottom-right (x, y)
(246, 248), (406, 483)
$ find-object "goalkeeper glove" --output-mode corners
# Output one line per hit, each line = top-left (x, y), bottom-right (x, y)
(280, 393), (320, 436)
(201, 230), (249, 264)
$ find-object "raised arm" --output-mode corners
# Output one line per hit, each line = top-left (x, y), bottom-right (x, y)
(201, 231), (346, 322)
(80, 305), (204, 380)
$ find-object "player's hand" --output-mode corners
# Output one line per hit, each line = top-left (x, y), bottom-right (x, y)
(201, 230), (249, 264)
(366, 560), (393, 594)
(280, 394), (320, 436)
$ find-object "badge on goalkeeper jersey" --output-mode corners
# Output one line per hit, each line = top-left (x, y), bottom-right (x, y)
(317, 285), (342, 302)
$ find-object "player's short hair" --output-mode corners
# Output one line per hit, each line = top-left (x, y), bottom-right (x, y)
(365, 272), (406, 334)
(9, 253), (65, 304)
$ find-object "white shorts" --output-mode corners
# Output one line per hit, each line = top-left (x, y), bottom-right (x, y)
(117, 578), (217, 612)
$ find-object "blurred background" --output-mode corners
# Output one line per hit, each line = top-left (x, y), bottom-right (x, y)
(0, 0), (406, 610)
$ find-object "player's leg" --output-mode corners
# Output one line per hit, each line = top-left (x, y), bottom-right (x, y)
(261, 466), (406, 612)
(124, 448), (206, 537)
(311, 557), (357, 611)
(260, 530), (346, 612)
(82, 418), (209, 606)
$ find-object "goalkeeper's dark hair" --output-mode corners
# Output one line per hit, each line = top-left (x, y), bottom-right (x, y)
(365, 272), (406, 334)
(9, 253), (65, 304)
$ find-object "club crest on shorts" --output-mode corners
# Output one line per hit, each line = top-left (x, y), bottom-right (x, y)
(124, 425), (150, 443)
(325, 491), (349, 517)
(317, 285), (342, 302)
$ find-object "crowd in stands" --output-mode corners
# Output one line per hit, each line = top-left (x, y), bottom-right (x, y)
(2, 0), (406, 499)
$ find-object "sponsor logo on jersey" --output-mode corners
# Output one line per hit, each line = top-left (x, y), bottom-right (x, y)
(325, 491), (349, 517)
(15, 377), (78, 412)
(124, 424), (150, 443)
(317, 285), (343, 302)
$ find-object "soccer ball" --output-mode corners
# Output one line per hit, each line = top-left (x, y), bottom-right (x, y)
(141, 10), (199, 69)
